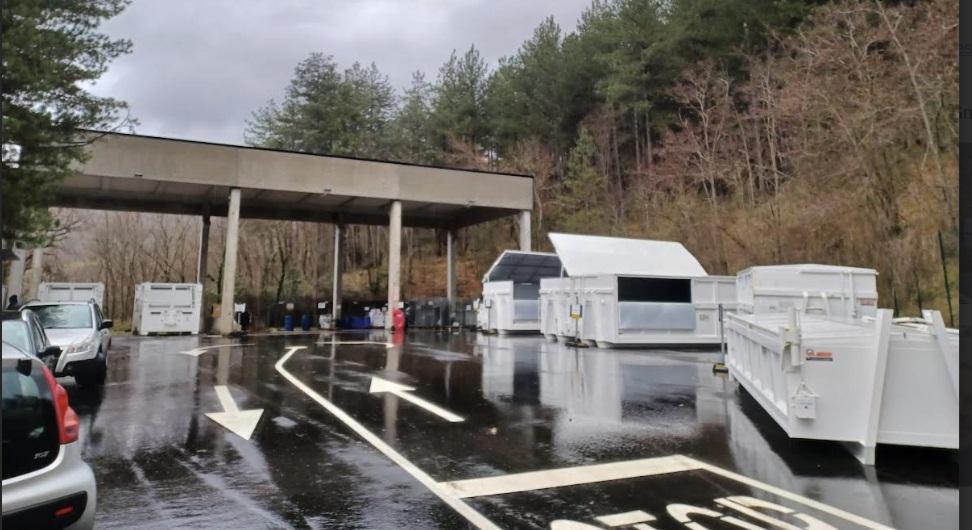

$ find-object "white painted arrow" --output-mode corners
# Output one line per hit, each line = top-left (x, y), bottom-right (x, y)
(205, 385), (264, 440)
(179, 344), (251, 357)
(369, 376), (464, 423)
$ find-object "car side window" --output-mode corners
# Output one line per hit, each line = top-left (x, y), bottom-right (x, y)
(94, 304), (104, 326)
(29, 318), (47, 351)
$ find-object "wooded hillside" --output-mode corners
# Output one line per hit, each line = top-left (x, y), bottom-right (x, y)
(50, 0), (958, 326)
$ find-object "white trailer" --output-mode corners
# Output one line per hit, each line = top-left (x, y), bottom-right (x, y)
(131, 283), (202, 335)
(725, 308), (958, 465)
(480, 250), (562, 333)
(542, 233), (737, 347)
(37, 282), (105, 306)
(736, 264), (878, 318)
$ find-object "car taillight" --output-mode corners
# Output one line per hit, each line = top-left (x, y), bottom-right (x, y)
(40, 364), (80, 444)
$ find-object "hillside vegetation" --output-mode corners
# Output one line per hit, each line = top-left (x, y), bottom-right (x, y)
(51, 0), (958, 325)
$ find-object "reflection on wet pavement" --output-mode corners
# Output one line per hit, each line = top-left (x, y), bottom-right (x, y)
(63, 331), (957, 529)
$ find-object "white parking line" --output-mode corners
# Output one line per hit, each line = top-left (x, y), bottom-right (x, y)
(274, 346), (502, 530)
(441, 455), (700, 498)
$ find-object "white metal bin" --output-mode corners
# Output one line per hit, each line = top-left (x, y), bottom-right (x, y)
(543, 233), (737, 347)
(736, 264), (878, 318)
(131, 283), (202, 335)
(480, 250), (562, 333)
(725, 308), (958, 464)
(539, 276), (576, 340)
(37, 282), (105, 306)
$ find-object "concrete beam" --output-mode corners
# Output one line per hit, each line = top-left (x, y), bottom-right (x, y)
(217, 189), (241, 335)
(332, 224), (344, 326)
(76, 132), (534, 210)
(50, 189), (464, 229)
(519, 210), (532, 252)
(386, 201), (402, 330)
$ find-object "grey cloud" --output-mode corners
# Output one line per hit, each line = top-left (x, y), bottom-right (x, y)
(89, 0), (590, 144)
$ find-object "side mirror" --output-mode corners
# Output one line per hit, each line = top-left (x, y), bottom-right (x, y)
(42, 345), (62, 358)
(100, 319), (114, 330)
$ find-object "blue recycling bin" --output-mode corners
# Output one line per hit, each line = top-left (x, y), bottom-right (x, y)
(300, 313), (312, 331)
(283, 314), (294, 331)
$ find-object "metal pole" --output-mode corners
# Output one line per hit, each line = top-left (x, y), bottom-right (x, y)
(938, 231), (955, 327)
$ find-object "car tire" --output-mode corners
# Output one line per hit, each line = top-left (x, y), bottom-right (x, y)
(76, 352), (107, 387)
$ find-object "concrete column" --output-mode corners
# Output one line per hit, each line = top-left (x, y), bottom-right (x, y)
(196, 214), (210, 284)
(197, 214), (210, 332)
(331, 224), (344, 326)
(519, 210), (532, 252)
(5, 248), (26, 304)
(446, 229), (457, 302)
(28, 248), (44, 299)
(217, 189), (241, 335)
(386, 201), (402, 330)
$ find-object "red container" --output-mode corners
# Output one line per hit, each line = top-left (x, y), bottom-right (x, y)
(392, 308), (406, 331)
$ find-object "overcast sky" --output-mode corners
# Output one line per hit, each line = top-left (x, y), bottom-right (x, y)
(88, 0), (590, 145)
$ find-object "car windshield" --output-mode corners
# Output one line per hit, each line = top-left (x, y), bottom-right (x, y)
(30, 304), (92, 329)
(1, 321), (30, 352)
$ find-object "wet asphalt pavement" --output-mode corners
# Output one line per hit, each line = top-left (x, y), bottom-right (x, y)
(62, 331), (958, 529)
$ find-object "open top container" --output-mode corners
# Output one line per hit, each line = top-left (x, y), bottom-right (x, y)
(132, 283), (202, 335)
(37, 282), (105, 307)
(736, 264), (878, 318)
(725, 308), (958, 464)
(542, 233), (737, 347)
(479, 250), (562, 333)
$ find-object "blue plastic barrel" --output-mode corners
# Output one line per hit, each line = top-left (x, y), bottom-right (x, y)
(283, 314), (294, 331)
(300, 313), (311, 331)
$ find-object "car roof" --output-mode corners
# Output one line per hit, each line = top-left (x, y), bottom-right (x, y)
(23, 300), (93, 306)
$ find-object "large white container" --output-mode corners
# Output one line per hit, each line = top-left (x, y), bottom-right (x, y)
(131, 283), (202, 335)
(37, 282), (105, 306)
(725, 308), (958, 464)
(480, 251), (562, 333)
(542, 233), (737, 347)
(736, 264), (878, 318)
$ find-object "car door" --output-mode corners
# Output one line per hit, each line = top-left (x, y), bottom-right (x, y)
(28, 315), (59, 371)
(94, 304), (109, 351)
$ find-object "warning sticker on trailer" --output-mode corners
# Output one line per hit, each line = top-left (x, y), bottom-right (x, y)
(805, 349), (834, 362)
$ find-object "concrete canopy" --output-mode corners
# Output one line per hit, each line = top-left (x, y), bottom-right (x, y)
(58, 131), (534, 229)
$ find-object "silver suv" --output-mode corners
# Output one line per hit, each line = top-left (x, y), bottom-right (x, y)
(1, 341), (96, 529)
(21, 301), (112, 387)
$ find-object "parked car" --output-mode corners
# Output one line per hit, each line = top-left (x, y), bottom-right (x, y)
(1, 341), (96, 529)
(20, 301), (111, 387)
(1, 310), (62, 371)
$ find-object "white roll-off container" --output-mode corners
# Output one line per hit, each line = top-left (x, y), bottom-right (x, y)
(131, 283), (202, 335)
(37, 282), (105, 306)
(480, 251), (562, 334)
(736, 264), (879, 317)
(541, 233), (737, 347)
(726, 308), (958, 465)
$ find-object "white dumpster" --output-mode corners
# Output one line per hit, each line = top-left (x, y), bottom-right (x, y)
(38, 282), (105, 306)
(480, 250), (562, 333)
(725, 308), (958, 464)
(543, 233), (737, 347)
(737, 264), (878, 318)
(132, 283), (202, 335)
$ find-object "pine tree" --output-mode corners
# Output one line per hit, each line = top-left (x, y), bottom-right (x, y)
(2, 0), (133, 244)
